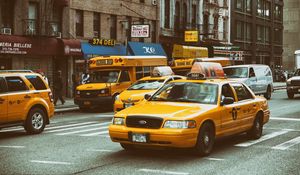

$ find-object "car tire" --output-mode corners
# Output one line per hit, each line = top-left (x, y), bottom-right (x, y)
(24, 108), (46, 134)
(120, 143), (134, 150)
(194, 122), (215, 156)
(264, 86), (272, 100)
(287, 91), (294, 99)
(247, 114), (263, 140)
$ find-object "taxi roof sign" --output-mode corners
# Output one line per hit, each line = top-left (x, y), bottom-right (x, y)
(151, 66), (174, 77)
(188, 62), (225, 80)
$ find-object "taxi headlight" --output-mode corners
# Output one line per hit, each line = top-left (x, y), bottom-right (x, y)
(112, 117), (125, 125)
(100, 88), (109, 94)
(163, 120), (196, 129)
(115, 95), (120, 101)
(286, 79), (291, 85)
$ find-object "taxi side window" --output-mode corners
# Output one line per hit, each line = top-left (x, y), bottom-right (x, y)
(0, 77), (7, 93)
(5, 76), (28, 92)
(221, 84), (235, 99)
(25, 75), (47, 90)
(119, 70), (130, 82)
(232, 83), (253, 101)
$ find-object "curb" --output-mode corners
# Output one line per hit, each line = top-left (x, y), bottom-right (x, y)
(55, 107), (79, 113)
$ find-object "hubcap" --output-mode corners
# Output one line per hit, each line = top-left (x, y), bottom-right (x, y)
(255, 120), (260, 131)
(32, 113), (43, 130)
(204, 132), (210, 146)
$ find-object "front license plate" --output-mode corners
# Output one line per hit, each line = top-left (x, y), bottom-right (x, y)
(124, 103), (133, 108)
(84, 101), (91, 105)
(132, 133), (147, 143)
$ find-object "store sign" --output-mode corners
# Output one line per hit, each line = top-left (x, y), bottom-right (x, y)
(89, 38), (116, 47)
(143, 46), (156, 54)
(131, 25), (150, 38)
(185, 31), (198, 42)
(0, 42), (32, 54)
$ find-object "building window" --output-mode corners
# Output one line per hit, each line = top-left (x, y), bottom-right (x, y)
(246, 0), (252, 13)
(174, 2), (180, 32)
(274, 5), (282, 21)
(28, 2), (38, 35)
(236, 0), (242, 10)
(257, 0), (264, 17)
(110, 15), (117, 40)
(236, 21), (242, 40)
(183, 3), (188, 29)
(274, 28), (282, 43)
(245, 23), (252, 41)
(235, 0), (251, 14)
(257, 25), (263, 42)
(75, 10), (83, 37)
(93, 12), (101, 38)
(1, 0), (14, 30)
(265, 1), (270, 18)
(164, 0), (170, 28)
(192, 4), (197, 29)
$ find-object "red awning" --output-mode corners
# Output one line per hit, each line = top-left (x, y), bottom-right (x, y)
(0, 34), (60, 56)
(59, 39), (82, 56)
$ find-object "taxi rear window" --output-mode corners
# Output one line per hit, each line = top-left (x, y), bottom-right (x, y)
(0, 77), (7, 93)
(25, 75), (47, 90)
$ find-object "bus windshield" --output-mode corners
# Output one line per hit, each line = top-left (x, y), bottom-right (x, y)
(90, 70), (120, 83)
(127, 79), (165, 90)
(224, 67), (248, 78)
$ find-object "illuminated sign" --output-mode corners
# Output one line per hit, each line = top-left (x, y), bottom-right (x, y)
(131, 25), (150, 38)
(184, 31), (198, 42)
(96, 59), (113, 65)
(89, 38), (116, 47)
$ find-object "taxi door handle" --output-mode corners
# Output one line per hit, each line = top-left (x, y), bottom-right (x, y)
(24, 95), (31, 99)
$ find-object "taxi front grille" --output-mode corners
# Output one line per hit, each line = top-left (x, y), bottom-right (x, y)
(126, 116), (163, 129)
(291, 80), (300, 86)
(80, 90), (99, 98)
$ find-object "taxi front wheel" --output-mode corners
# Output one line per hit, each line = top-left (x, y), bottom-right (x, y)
(24, 108), (46, 134)
(194, 122), (215, 156)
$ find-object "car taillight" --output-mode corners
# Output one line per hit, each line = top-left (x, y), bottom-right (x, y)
(48, 92), (54, 102)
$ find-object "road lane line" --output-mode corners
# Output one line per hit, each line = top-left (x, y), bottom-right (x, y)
(80, 130), (109, 137)
(205, 157), (225, 161)
(0, 145), (25, 149)
(30, 160), (72, 165)
(270, 117), (300, 122)
(45, 122), (97, 130)
(86, 149), (114, 152)
(56, 126), (108, 135)
(272, 136), (300, 150)
(138, 169), (189, 175)
(0, 128), (24, 132)
(46, 122), (110, 133)
(235, 130), (289, 147)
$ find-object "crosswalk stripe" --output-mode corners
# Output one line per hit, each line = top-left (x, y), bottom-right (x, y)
(0, 128), (24, 133)
(45, 122), (97, 130)
(272, 136), (300, 150)
(235, 130), (289, 147)
(80, 130), (109, 137)
(56, 126), (108, 136)
(45, 122), (110, 133)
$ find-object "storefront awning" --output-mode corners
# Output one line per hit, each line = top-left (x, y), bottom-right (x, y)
(0, 35), (60, 56)
(59, 39), (82, 56)
(81, 42), (126, 59)
(128, 42), (166, 56)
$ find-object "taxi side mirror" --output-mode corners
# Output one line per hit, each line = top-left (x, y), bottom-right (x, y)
(144, 94), (151, 101)
(221, 97), (235, 106)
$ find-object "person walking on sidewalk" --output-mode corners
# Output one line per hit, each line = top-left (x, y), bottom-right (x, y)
(54, 70), (65, 106)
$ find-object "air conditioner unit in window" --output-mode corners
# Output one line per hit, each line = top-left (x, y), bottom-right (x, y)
(152, 0), (157, 6)
(1, 28), (12, 35)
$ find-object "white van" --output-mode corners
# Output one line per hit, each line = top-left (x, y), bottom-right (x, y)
(223, 64), (273, 99)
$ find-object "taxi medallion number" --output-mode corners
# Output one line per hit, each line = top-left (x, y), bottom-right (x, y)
(132, 133), (147, 143)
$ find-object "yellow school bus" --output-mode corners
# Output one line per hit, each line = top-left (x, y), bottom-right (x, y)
(74, 56), (167, 110)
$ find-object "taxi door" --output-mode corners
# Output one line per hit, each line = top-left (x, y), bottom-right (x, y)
(114, 70), (132, 94)
(220, 84), (242, 135)
(0, 77), (8, 123)
(6, 76), (31, 122)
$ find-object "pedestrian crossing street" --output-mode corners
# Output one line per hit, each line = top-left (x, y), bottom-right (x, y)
(1, 122), (300, 151)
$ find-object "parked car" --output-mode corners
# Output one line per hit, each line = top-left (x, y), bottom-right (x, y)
(0, 71), (54, 134)
(223, 65), (273, 99)
(286, 68), (300, 99)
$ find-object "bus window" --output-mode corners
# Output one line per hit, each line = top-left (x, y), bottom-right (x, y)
(144, 67), (151, 77)
(136, 67), (143, 80)
(119, 70), (130, 82)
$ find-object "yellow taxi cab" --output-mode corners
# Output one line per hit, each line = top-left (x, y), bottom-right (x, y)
(0, 70), (54, 134)
(114, 66), (185, 112)
(109, 62), (270, 156)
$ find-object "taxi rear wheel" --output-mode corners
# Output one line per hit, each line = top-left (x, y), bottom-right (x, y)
(247, 114), (263, 140)
(24, 108), (46, 134)
(194, 122), (215, 156)
(120, 143), (134, 150)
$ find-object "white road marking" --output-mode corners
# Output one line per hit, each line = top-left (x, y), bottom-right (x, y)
(235, 130), (289, 147)
(0, 145), (25, 149)
(56, 126), (108, 135)
(0, 128), (24, 132)
(205, 157), (225, 161)
(86, 149), (114, 152)
(46, 122), (110, 133)
(272, 136), (300, 150)
(265, 127), (297, 132)
(138, 169), (189, 175)
(80, 130), (109, 137)
(270, 117), (300, 122)
(30, 160), (72, 165)
(45, 122), (97, 130)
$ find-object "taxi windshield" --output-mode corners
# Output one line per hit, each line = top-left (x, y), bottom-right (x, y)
(150, 82), (219, 104)
(224, 67), (248, 78)
(128, 79), (165, 90)
(90, 70), (119, 83)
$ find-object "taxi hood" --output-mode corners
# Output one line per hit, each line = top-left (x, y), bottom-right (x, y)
(288, 76), (300, 81)
(117, 101), (216, 119)
(120, 90), (155, 102)
(76, 83), (111, 91)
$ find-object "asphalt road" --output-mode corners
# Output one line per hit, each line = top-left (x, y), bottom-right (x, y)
(0, 90), (300, 175)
